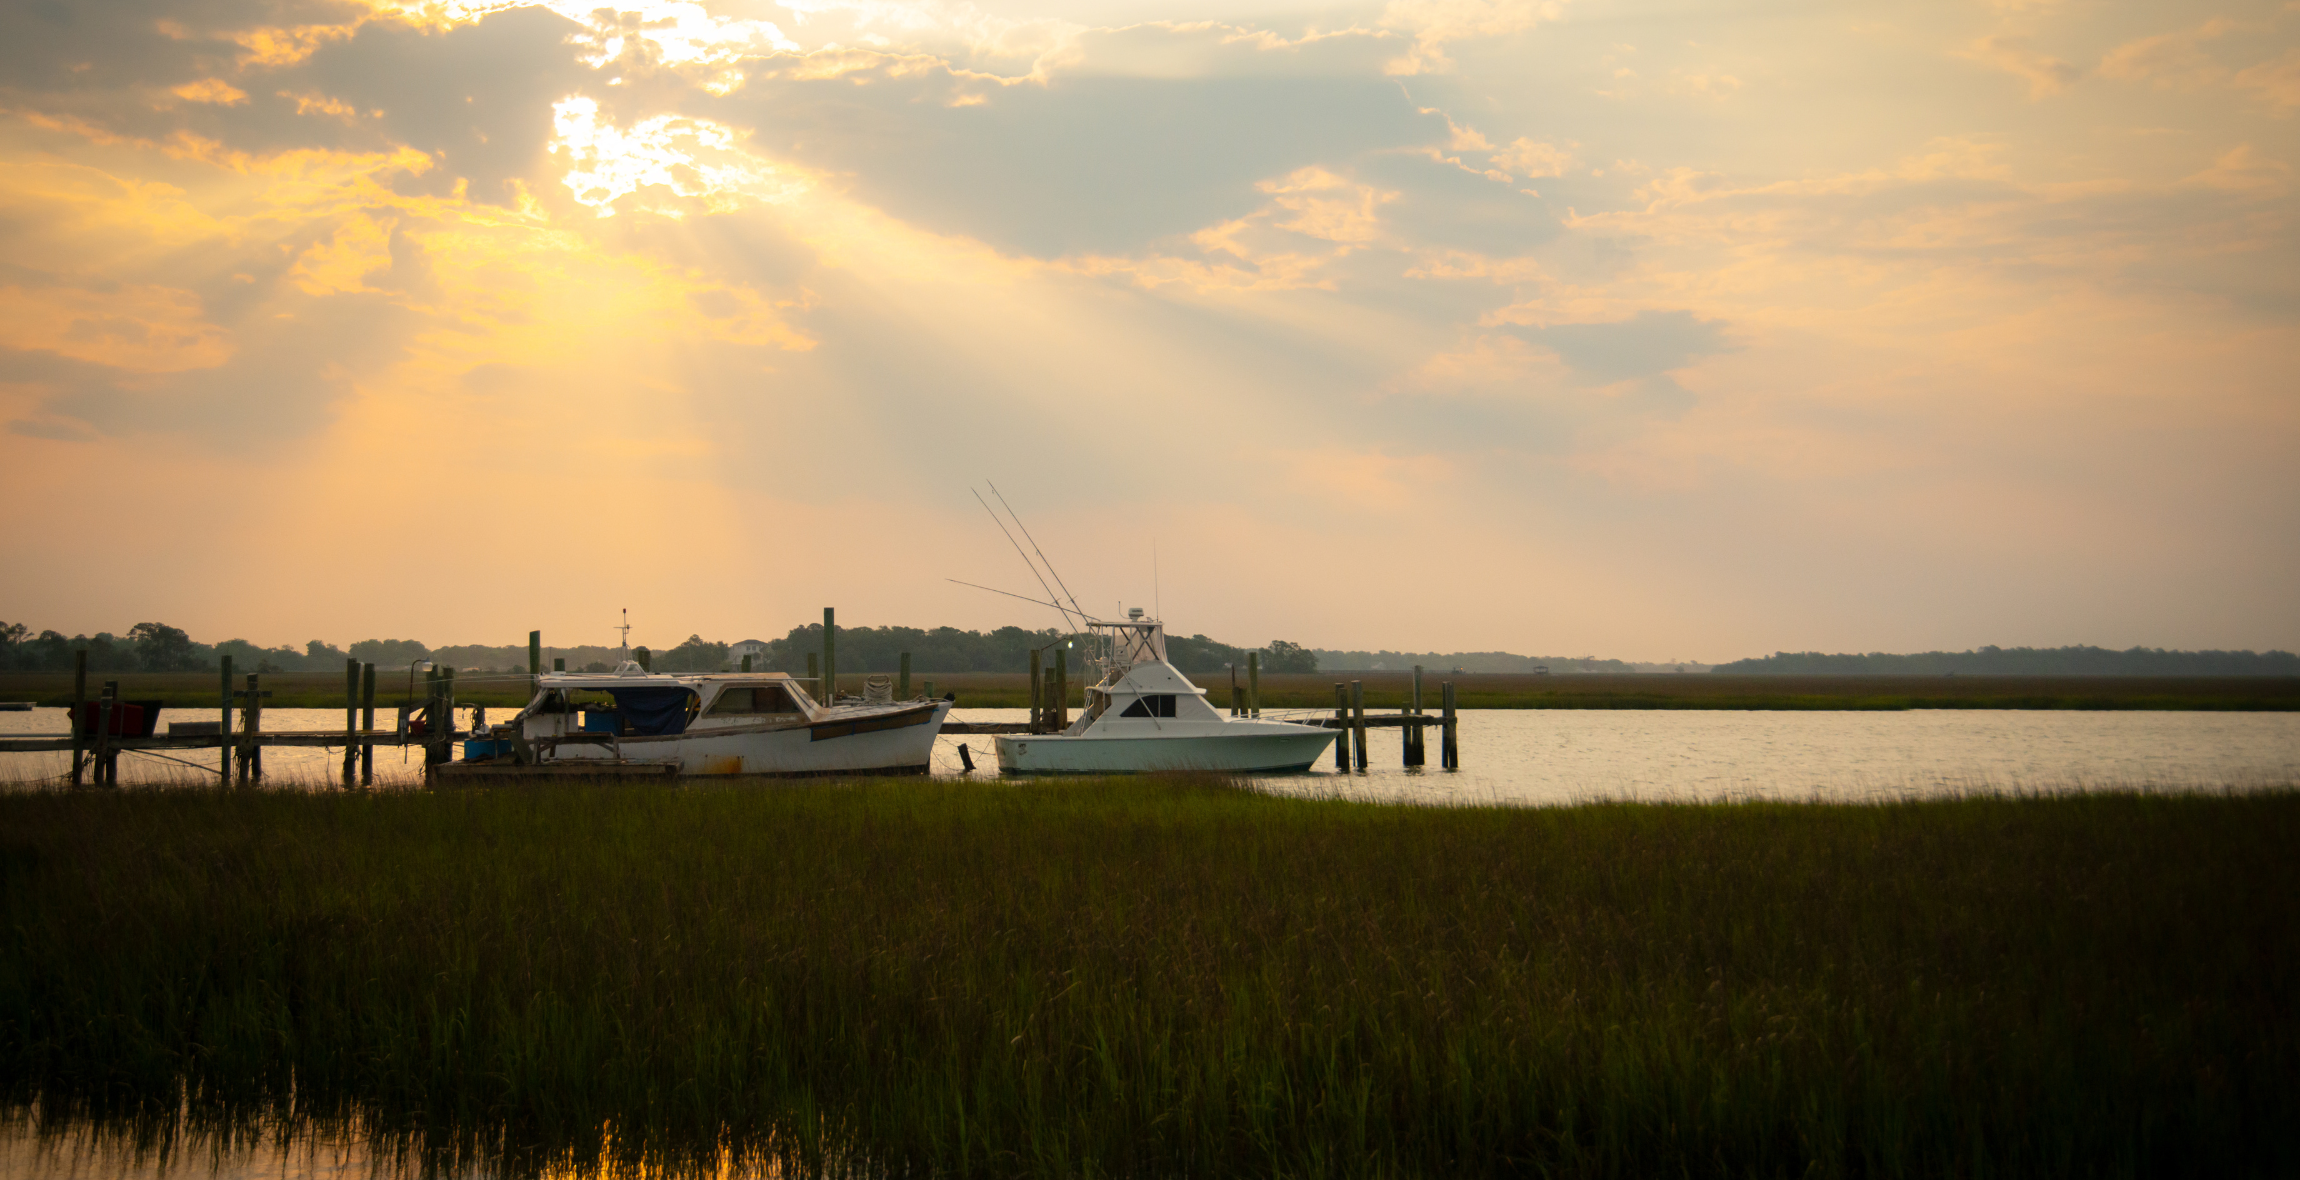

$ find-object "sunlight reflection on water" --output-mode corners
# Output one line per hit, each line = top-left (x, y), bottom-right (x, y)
(4, 705), (2293, 802)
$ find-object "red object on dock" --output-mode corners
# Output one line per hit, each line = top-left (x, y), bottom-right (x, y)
(71, 701), (162, 737)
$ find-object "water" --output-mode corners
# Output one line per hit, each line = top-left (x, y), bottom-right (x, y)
(7, 706), (2295, 801)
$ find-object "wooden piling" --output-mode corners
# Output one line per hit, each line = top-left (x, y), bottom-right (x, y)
(898, 652), (911, 699)
(740, 655), (752, 672)
(1333, 684), (1350, 770)
(218, 655), (233, 785)
(245, 674), (264, 780)
(69, 650), (86, 786)
(1440, 681), (1459, 770)
(1229, 663), (1239, 716)
(440, 666), (456, 766)
(1407, 665), (1425, 766)
(93, 682), (114, 786)
(528, 631), (542, 695)
(1029, 649), (1043, 733)
(822, 607), (836, 704)
(553, 658), (565, 672)
(360, 663), (376, 786)
(343, 657), (359, 786)
(1248, 651), (1260, 718)
(421, 667), (437, 769)
(635, 647), (651, 672)
(1350, 679), (1368, 770)
(1054, 646), (1068, 731)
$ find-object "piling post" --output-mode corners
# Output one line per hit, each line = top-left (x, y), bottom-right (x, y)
(1333, 683), (1349, 770)
(1248, 652), (1260, 718)
(69, 650), (87, 786)
(1029, 649), (1044, 733)
(554, 658), (565, 672)
(246, 673), (264, 781)
(218, 655), (233, 785)
(360, 663), (376, 786)
(899, 652), (911, 700)
(1407, 665), (1425, 767)
(1054, 646), (1068, 732)
(1350, 680), (1368, 770)
(528, 630), (542, 695)
(344, 657), (360, 786)
(421, 667), (437, 770)
(1441, 681), (1459, 770)
(635, 647), (651, 672)
(822, 607), (836, 704)
(93, 682), (115, 786)
(1229, 664), (1239, 716)
(438, 666), (457, 766)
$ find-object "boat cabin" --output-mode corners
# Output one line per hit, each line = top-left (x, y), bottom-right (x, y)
(520, 667), (821, 739)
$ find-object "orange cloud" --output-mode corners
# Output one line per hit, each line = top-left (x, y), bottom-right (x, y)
(168, 78), (249, 105)
(0, 284), (233, 372)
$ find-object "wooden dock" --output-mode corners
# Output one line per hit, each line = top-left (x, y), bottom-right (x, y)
(11, 624), (1464, 782)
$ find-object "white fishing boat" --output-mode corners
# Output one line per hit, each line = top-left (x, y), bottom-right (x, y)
(994, 610), (1337, 774)
(459, 663), (951, 777)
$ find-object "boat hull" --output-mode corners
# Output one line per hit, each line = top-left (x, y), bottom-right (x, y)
(992, 725), (1336, 775)
(526, 700), (952, 776)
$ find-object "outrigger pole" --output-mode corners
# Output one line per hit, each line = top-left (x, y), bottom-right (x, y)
(971, 488), (1082, 632)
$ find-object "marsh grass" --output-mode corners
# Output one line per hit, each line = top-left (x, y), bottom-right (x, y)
(2, 778), (2294, 1177)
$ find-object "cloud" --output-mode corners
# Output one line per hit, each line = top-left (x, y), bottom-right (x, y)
(2098, 19), (2237, 91)
(1493, 137), (1575, 177)
(1379, 0), (1566, 75)
(1959, 36), (2081, 99)
(2182, 143), (2292, 194)
(1507, 309), (1734, 386)
(2234, 47), (2300, 110)
(169, 78), (250, 105)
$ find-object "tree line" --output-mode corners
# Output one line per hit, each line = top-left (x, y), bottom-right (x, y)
(754, 625), (1317, 675)
(1712, 646), (2300, 676)
(0, 621), (1322, 676)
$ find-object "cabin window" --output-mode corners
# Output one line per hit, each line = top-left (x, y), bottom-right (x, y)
(1119, 694), (1177, 718)
(710, 685), (800, 715)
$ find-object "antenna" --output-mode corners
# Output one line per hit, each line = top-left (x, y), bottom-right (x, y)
(988, 481), (1088, 625)
(1153, 540), (1161, 622)
(973, 489), (1078, 631)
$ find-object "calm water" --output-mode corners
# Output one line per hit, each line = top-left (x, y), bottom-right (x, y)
(10, 705), (2290, 801)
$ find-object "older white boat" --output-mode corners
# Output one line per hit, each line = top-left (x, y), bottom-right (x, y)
(464, 664), (950, 777)
(994, 611), (1336, 774)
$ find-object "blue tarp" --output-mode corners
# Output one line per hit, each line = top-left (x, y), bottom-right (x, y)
(607, 687), (694, 736)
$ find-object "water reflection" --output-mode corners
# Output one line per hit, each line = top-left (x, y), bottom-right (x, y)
(4, 706), (2294, 801)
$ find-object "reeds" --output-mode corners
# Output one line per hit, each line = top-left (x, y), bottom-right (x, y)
(3, 778), (2294, 1177)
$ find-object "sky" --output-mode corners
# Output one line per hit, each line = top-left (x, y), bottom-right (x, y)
(1, 0), (2294, 662)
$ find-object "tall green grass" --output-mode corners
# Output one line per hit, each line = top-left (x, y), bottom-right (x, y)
(3, 779), (2294, 1177)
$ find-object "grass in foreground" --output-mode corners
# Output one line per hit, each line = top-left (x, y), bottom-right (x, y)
(2, 779), (2295, 1177)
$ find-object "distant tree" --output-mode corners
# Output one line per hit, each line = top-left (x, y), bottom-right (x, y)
(128, 622), (202, 671)
(350, 639), (432, 667)
(305, 639), (350, 667)
(657, 634), (730, 672)
(1261, 640), (1318, 673)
